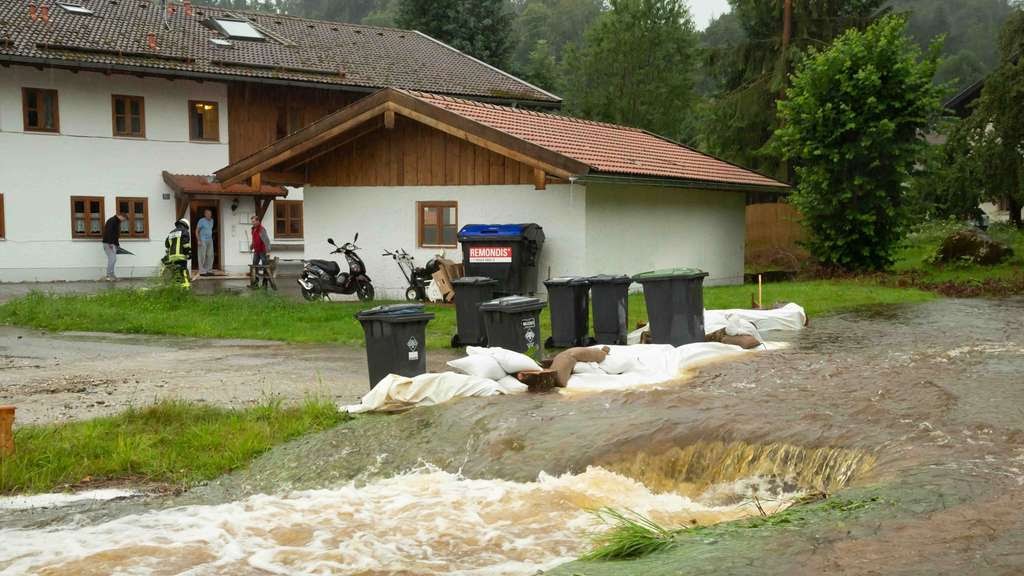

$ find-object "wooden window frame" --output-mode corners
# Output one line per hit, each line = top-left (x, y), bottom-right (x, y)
(188, 100), (220, 142)
(0, 193), (5, 239)
(112, 95), (146, 138)
(417, 201), (458, 249)
(116, 196), (149, 239)
(70, 196), (105, 240)
(273, 200), (304, 239)
(22, 87), (60, 133)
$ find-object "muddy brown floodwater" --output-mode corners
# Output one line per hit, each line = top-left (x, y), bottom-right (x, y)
(2, 297), (1023, 575)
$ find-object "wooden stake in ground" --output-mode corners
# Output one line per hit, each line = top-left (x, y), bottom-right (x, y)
(0, 405), (15, 456)
(758, 274), (764, 309)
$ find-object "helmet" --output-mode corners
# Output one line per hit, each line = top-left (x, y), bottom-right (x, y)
(177, 218), (190, 228)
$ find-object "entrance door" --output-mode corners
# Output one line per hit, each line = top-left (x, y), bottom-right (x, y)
(190, 200), (222, 272)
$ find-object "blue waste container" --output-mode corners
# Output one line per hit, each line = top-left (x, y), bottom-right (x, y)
(458, 224), (545, 296)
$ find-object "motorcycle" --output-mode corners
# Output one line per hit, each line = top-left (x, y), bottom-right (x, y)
(383, 248), (444, 301)
(298, 234), (374, 302)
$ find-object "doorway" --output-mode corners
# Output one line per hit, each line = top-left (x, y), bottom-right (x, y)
(190, 199), (222, 272)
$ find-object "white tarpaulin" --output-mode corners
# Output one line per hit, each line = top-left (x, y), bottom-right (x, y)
(628, 304), (807, 345)
(346, 343), (751, 413)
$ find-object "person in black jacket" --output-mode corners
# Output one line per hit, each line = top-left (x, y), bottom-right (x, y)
(102, 211), (128, 281)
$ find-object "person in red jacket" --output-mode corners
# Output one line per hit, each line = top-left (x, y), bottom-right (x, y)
(250, 215), (272, 288)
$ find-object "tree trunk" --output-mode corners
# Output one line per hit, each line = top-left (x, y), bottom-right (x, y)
(1008, 195), (1023, 228)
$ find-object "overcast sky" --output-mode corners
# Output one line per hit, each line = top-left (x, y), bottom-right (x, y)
(689, 0), (732, 30)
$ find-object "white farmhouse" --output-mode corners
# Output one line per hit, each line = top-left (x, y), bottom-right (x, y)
(0, 0), (788, 293)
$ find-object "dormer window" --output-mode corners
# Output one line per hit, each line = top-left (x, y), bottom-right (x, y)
(58, 3), (94, 15)
(211, 18), (264, 41)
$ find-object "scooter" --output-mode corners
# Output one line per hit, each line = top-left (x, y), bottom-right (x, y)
(382, 248), (444, 301)
(298, 233), (375, 301)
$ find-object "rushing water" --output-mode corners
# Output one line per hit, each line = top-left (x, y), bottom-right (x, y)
(2, 298), (1022, 575)
(2, 463), (824, 576)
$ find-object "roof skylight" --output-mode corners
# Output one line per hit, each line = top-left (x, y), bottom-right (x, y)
(212, 19), (265, 41)
(58, 3), (94, 15)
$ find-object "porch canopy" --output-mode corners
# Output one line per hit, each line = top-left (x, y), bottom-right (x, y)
(162, 171), (289, 220)
(212, 88), (790, 194)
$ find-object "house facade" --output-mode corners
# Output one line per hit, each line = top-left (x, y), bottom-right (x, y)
(213, 90), (788, 297)
(0, 0), (557, 281)
(1, 1), (787, 291)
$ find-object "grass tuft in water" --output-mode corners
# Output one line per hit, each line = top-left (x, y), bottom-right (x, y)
(581, 508), (685, 561)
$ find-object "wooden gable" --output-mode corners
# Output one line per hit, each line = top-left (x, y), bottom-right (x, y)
(307, 115), (535, 187)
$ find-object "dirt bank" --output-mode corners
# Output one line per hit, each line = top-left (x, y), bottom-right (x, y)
(0, 326), (459, 425)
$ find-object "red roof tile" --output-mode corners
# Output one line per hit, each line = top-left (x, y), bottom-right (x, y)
(405, 91), (789, 189)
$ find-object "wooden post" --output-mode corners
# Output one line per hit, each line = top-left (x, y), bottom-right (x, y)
(0, 405), (15, 457)
(251, 172), (262, 190)
(758, 274), (763, 309)
(383, 109), (396, 130)
(533, 168), (547, 190)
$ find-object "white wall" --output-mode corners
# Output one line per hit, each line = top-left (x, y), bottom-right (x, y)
(584, 182), (746, 286)
(303, 184), (587, 299)
(0, 66), (231, 281)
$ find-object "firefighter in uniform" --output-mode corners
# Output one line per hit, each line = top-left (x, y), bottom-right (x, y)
(163, 218), (192, 287)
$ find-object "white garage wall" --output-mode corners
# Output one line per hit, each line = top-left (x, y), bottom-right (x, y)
(303, 183), (587, 299)
(584, 182), (746, 286)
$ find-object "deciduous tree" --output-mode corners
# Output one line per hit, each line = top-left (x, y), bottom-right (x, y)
(774, 15), (944, 270)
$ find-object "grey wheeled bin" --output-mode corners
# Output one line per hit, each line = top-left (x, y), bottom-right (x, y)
(632, 268), (709, 346)
(357, 304), (435, 389)
(543, 276), (591, 348)
(480, 296), (547, 358)
(451, 276), (498, 347)
(588, 274), (632, 345)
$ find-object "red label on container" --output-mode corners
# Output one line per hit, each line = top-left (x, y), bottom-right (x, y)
(469, 246), (513, 263)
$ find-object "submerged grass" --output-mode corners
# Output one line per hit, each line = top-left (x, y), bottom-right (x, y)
(582, 508), (685, 561)
(0, 280), (935, 348)
(0, 398), (348, 495)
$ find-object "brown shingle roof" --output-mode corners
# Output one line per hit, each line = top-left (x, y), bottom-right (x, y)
(0, 0), (558, 104)
(404, 91), (789, 189)
(214, 88), (789, 192)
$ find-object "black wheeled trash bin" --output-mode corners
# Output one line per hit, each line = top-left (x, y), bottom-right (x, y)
(451, 276), (498, 347)
(588, 274), (632, 345)
(543, 276), (591, 348)
(632, 268), (709, 346)
(357, 304), (435, 389)
(480, 296), (547, 358)
(459, 224), (546, 296)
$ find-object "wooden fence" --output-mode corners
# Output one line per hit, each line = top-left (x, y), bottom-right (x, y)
(746, 203), (808, 272)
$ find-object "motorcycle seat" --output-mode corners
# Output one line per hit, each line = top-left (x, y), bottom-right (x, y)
(309, 260), (341, 276)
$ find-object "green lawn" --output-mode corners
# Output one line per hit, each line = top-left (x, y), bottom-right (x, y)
(0, 399), (346, 495)
(0, 281), (935, 349)
(892, 221), (1024, 284)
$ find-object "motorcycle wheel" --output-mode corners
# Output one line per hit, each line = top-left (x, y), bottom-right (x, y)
(356, 281), (375, 302)
(301, 286), (322, 302)
(405, 287), (419, 301)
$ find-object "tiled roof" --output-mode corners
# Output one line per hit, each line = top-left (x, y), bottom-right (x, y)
(405, 91), (788, 189)
(0, 0), (558, 104)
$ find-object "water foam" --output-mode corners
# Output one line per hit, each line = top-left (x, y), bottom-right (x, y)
(0, 466), (791, 576)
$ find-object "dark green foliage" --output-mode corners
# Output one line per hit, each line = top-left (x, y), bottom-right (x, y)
(561, 0), (699, 141)
(700, 0), (886, 180)
(396, 0), (514, 67)
(774, 15), (944, 271)
(522, 40), (560, 92)
(509, 0), (605, 75)
(891, 0), (1016, 92)
(928, 8), (1024, 228)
